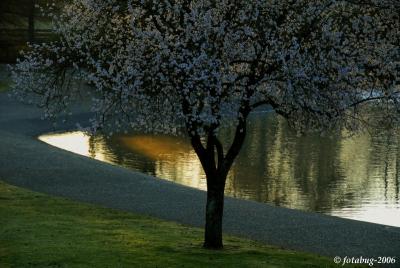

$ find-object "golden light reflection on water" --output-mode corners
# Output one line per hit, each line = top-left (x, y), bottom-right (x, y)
(39, 131), (107, 162)
(38, 113), (400, 227)
(121, 136), (192, 159)
(120, 135), (208, 190)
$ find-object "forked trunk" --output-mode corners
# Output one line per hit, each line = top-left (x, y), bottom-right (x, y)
(189, 117), (247, 249)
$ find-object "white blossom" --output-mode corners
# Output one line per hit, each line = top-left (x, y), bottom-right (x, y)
(10, 0), (400, 136)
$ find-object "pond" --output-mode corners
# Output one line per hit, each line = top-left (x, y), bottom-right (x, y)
(39, 111), (400, 227)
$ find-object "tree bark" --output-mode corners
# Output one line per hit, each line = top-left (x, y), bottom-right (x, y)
(28, 0), (35, 43)
(203, 179), (225, 249)
(189, 119), (247, 249)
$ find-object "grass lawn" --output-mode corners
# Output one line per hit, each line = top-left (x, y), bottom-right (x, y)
(0, 80), (11, 92)
(0, 64), (12, 92)
(0, 181), (363, 267)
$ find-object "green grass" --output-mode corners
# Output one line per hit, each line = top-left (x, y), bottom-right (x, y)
(0, 181), (363, 268)
(0, 64), (12, 92)
(0, 80), (11, 92)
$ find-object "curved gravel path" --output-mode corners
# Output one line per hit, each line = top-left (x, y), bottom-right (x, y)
(1, 92), (399, 261)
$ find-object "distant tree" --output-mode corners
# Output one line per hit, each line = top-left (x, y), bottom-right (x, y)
(11, 0), (399, 249)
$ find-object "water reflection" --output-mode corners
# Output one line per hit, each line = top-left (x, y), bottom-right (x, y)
(39, 112), (400, 227)
(121, 135), (207, 190)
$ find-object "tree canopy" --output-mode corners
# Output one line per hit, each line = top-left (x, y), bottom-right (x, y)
(12, 0), (400, 134)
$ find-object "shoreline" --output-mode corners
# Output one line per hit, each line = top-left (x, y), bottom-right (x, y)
(0, 92), (399, 259)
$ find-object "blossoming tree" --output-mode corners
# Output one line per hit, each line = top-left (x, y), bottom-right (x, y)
(11, 0), (399, 248)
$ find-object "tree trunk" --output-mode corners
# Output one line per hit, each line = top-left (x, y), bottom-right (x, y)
(203, 179), (225, 249)
(28, 0), (35, 43)
(189, 121), (247, 250)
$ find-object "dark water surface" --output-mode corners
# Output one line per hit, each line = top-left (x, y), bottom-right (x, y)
(39, 112), (400, 227)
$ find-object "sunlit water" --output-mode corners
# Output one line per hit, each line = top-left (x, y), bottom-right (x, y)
(39, 112), (400, 227)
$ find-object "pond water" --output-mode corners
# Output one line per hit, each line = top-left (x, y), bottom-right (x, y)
(39, 112), (400, 227)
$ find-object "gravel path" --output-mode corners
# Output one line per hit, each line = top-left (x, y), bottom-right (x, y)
(1, 92), (399, 262)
